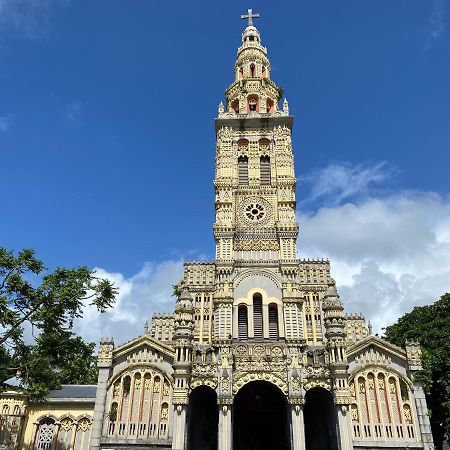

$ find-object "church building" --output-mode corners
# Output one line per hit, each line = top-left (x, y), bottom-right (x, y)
(0, 10), (435, 450)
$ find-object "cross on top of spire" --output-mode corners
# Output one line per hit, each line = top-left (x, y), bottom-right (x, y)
(241, 9), (260, 27)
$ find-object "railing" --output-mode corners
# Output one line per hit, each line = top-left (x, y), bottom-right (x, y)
(353, 422), (415, 441)
(107, 421), (169, 440)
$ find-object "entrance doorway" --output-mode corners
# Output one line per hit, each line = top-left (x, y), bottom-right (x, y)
(186, 386), (218, 450)
(233, 381), (290, 450)
(304, 387), (338, 450)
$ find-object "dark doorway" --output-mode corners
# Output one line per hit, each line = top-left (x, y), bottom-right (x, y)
(187, 386), (218, 450)
(233, 381), (290, 450)
(304, 387), (338, 450)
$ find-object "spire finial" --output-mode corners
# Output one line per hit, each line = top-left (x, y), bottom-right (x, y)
(144, 320), (149, 335)
(241, 9), (260, 27)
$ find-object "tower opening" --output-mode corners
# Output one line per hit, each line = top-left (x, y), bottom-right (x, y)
(238, 156), (249, 184)
(252, 293), (263, 340)
(233, 381), (290, 450)
(186, 386), (218, 450)
(268, 303), (279, 340)
(304, 387), (338, 450)
(238, 304), (249, 340)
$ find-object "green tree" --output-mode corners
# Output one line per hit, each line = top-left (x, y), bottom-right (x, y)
(0, 247), (117, 398)
(384, 293), (450, 449)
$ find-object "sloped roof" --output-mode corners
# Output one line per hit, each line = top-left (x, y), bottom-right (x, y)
(48, 385), (96, 400)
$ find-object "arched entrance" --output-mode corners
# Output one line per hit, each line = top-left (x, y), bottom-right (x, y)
(233, 381), (290, 450)
(186, 386), (218, 450)
(304, 387), (338, 450)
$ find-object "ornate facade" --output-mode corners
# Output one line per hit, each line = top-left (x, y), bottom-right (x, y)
(0, 9), (435, 450)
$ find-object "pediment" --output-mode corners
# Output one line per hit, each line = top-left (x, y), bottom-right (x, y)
(347, 335), (406, 368)
(113, 334), (175, 363)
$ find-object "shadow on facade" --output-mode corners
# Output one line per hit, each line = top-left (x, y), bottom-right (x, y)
(233, 381), (290, 450)
(304, 387), (338, 450)
(186, 386), (218, 450)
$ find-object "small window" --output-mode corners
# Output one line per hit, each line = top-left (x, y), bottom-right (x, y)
(253, 294), (263, 340)
(238, 305), (248, 340)
(268, 303), (279, 340)
(260, 156), (271, 184)
(250, 64), (256, 77)
(238, 156), (248, 185)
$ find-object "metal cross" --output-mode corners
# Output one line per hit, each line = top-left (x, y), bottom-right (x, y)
(241, 9), (260, 27)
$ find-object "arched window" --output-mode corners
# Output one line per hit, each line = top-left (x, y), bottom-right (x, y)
(268, 303), (279, 340)
(239, 68), (243, 80)
(238, 156), (248, 185)
(248, 98), (258, 112)
(238, 304), (249, 340)
(253, 293), (263, 340)
(262, 66), (266, 78)
(34, 418), (56, 450)
(260, 156), (271, 184)
(349, 372), (416, 442)
(107, 371), (172, 441)
(250, 63), (256, 77)
(267, 98), (274, 113)
(230, 99), (239, 114)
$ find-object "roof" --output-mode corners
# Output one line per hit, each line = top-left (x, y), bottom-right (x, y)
(48, 385), (97, 400)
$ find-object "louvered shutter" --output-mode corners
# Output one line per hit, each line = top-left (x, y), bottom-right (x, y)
(238, 305), (248, 340)
(238, 156), (249, 185)
(268, 304), (279, 340)
(253, 296), (263, 340)
(260, 156), (271, 185)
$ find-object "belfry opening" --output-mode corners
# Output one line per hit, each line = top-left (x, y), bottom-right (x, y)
(233, 381), (290, 450)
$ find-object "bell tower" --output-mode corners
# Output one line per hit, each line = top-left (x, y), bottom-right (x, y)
(214, 10), (298, 264)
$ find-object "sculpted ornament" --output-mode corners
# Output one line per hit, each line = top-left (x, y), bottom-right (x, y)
(233, 372), (288, 395)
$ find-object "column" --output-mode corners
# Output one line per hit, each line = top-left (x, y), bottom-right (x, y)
(291, 403), (306, 450)
(90, 341), (113, 450)
(336, 404), (353, 450)
(218, 403), (232, 450)
(171, 404), (188, 450)
(412, 383), (434, 448)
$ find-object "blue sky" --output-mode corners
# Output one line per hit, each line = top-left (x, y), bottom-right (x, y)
(1, 1), (449, 343)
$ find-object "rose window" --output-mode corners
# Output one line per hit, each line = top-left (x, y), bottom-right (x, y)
(245, 202), (265, 222)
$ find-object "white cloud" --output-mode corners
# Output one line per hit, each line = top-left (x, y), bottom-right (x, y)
(74, 260), (184, 346)
(0, 114), (11, 132)
(74, 161), (450, 344)
(299, 161), (393, 206)
(299, 163), (450, 333)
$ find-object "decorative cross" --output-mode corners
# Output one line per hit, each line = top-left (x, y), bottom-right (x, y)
(241, 9), (260, 26)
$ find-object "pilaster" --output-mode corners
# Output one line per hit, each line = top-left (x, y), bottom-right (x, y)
(290, 402), (306, 450)
(90, 338), (114, 450)
(336, 404), (353, 450)
(217, 399), (233, 450)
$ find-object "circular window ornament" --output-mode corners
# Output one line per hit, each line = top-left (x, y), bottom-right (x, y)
(238, 197), (272, 226)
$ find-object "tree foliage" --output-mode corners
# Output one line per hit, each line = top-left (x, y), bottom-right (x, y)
(384, 293), (450, 448)
(0, 247), (117, 398)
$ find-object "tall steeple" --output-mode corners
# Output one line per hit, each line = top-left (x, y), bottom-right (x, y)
(214, 11), (297, 266)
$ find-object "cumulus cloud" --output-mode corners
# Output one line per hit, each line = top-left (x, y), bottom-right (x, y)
(74, 260), (184, 346)
(299, 163), (450, 333)
(299, 161), (394, 206)
(71, 161), (449, 344)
